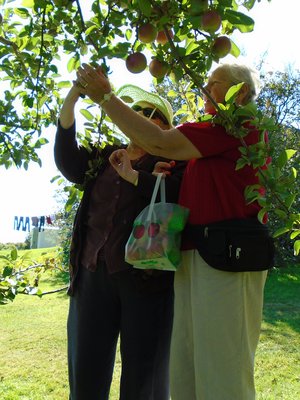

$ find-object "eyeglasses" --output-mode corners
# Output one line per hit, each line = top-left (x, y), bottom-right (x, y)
(132, 105), (169, 125)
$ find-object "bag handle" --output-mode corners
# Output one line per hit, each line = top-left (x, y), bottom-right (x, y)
(146, 173), (166, 221)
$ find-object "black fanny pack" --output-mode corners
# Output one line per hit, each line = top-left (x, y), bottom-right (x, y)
(185, 218), (275, 272)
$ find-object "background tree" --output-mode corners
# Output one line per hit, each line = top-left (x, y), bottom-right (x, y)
(256, 68), (300, 264)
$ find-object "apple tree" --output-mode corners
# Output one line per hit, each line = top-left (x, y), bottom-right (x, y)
(0, 0), (263, 169)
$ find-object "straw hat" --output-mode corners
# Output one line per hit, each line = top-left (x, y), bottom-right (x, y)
(117, 84), (174, 126)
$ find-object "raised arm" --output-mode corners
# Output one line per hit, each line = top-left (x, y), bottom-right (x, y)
(54, 85), (92, 184)
(59, 85), (81, 129)
(75, 64), (202, 161)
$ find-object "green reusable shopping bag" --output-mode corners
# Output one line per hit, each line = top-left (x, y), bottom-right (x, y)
(125, 173), (189, 271)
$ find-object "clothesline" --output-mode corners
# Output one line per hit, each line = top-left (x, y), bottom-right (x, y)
(13, 215), (57, 232)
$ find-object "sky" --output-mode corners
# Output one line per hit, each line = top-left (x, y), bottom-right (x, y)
(0, 0), (299, 243)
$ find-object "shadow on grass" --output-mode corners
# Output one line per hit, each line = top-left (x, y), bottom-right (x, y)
(39, 268), (70, 299)
(263, 264), (300, 333)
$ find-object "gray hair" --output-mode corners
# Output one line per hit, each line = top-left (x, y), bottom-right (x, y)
(214, 63), (261, 103)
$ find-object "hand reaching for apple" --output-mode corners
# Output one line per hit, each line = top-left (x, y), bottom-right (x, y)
(75, 63), (112, 104)
(109, 149), (138, 185)
(152, 160), (176, 177)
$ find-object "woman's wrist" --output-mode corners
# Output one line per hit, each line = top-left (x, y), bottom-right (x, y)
(98, 91), (114, 106)
(66, 86), (81, 102)
(130, 170), (139, 186)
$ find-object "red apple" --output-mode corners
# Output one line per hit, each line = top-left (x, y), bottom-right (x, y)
(148, 223), (160, 238)
(133, 224), (145, 239)
(149, 59), (168, 79)
(212, 36), (232, 59)
(126, 52), (147, 74)
(200, 10), (222, 33)
(156, 29), (174, 45)
(138, 23), (158, 43)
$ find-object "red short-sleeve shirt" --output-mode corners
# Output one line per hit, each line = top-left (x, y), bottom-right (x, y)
(177, 121), (262, 226)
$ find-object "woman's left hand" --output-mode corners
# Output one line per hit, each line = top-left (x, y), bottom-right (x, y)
(152, 160), (176, 177)
(76, 63), (112, 104)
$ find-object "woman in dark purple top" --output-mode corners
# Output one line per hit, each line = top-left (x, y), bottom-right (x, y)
(54, 83), (186, 400)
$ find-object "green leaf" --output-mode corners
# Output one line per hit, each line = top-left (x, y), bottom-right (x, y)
(284, 194), (296, 210)
(2, 266), (13, 277)
(10, 248), (18, 261)
(236, 157), (249, 170)
(224, 10), (255, 32)
(274, 209), (287, 219)
(137, 0), (152, 17)
(257, 208), (267, 223)
(167, 90), (178, 97)
(25, 97), (34, 107)
(80, 109), (94, 121)
(85, 25), (98, 36)
(43, 34), (55, 42)
(125, 29), (132, 41)
(21, 0), (34, 6)
(273, 226), (291, 238)
(57, 81), (72, 89)
(225, 83), (243, 103)
(185, 41), (199, 56)
(290, 230), (300, 240)
(229, 40), (240, 58)
(291, 167), (298, 179)
(34, 138), (48, 147)
(16, 6), (31, 16)
(243, 0), (256, 11)
(234, 101), (258, 117)
(294, 240), (300, 256)
(67, 57), (78, 73)
(277, 149), (297, 169)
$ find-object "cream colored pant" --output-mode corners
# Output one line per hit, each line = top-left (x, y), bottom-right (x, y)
(170, 250), (267, 400)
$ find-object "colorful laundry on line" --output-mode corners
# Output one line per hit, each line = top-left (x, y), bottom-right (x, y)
(13, 215), (56, 232)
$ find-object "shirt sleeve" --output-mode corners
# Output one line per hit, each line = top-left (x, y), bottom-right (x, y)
(177, 122), (243, 157)
(54, 119), (92, 184)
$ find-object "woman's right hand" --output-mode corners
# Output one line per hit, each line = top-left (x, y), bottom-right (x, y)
(109, 149), (139, 185)
(59, 83), (83, 129)
(67, 82), (83, 100)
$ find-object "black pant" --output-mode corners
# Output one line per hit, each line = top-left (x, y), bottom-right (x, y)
(67, 263), (174, 400)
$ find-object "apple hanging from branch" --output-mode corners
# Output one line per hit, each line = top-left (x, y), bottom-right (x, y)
(138, 22), (158, 43)
(212, 36), (232, 59)
(200, 10), (222, 33)
(156, 29), (174, 45)
(126, 52), (147, 73)
(149, 59), (168, 79)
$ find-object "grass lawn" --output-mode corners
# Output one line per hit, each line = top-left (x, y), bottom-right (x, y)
(0, 248), (299, 399)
